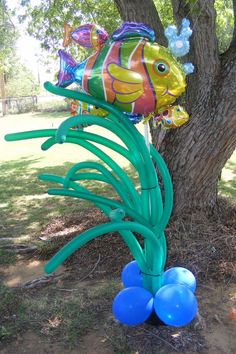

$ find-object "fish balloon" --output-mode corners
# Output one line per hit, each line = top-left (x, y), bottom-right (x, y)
(57, 20), (194, 122)
(70, 99), (107, 117)
(153, 105), (189, 129)
(63, 23), (109, 49)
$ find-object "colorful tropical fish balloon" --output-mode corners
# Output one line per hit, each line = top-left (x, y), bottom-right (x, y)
(63, 23), (109, 49)
(69, 99), (107, 130)
(70, 99), (107, 117)
(57, 20), (194, 122)
(153, 105), (189, 129)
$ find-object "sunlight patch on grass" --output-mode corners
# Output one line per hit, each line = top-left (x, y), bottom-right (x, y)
(218, 151), (236, 199)
(24, 193), (53, 201)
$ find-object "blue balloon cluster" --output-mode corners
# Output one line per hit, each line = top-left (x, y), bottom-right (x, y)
(113, 261), (198, 327)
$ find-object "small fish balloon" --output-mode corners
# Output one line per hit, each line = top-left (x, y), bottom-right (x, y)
(154, 105), (189, 129)
(63, 23), (109, 50)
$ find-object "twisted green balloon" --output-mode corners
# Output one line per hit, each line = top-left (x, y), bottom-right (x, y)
(4, 82), (173, 294)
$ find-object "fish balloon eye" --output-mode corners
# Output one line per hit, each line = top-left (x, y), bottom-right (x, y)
(154, 61), (170, 76)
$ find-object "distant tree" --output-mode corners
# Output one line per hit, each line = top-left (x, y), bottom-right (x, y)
(5, 58), (40, 97)
(0, 0), (17, 114)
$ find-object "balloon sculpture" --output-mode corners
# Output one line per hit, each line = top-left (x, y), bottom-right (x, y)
(5, 19), (198, 327)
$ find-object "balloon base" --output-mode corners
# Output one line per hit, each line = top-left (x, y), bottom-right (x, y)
(145, 311), (167, 326)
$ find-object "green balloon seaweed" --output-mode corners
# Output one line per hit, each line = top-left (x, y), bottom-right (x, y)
(5, 81), (173, 295)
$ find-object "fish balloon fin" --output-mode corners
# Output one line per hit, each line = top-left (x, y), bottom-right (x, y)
(56, 50), (77, 88)
(108, 63), (144, 104)
(112, 22), (155, 42)
(63, 23), (73, 47)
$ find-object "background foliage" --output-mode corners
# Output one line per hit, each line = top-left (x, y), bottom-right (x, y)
(5, 57), (40, 97)
(19, 0), (234, 57)
(0, 0), (17, 73)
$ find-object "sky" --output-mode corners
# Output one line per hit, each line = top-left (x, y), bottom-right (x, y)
(6, 0), (54, 84)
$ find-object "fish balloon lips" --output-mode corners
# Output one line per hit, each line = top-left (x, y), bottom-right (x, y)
(57, 22), (189, 117)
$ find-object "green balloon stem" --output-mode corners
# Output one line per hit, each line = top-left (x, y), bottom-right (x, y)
(5, 82), (174, 295)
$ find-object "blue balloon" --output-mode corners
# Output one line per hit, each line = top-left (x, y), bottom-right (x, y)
(112, 287), (154, 326)
(121, 260), (143, 288)
(163, 267), (197, 292)
(154, 284), (198, 327)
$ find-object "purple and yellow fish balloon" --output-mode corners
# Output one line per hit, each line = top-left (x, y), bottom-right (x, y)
(58, 20), (194, 123)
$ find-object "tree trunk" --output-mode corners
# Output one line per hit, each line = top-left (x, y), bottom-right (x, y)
(114, 0), (166, 45)
(0, 72), (7, 116)
(114, 0), (236, 213)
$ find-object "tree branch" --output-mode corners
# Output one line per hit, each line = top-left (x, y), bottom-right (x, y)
(230, 0), (236, 48)
(113, 0), (166, 45)
(220, 0), (236, 75)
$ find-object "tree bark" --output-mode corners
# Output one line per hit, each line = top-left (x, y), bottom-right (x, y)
(114, 0), (236, 213)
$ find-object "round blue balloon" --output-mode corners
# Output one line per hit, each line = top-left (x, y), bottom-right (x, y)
(154, 284), (198, 327)
(163, 267), (196, 292)
(121, 260), (143, 288)
(112, 287), (154, 326)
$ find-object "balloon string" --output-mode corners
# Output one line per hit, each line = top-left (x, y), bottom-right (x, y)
(185, 0), (199, 19)
(144, 123), (150, 152)
(184, 0), (208, 31)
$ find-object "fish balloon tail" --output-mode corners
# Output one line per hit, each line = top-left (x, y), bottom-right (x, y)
(57, 50), (86, 88)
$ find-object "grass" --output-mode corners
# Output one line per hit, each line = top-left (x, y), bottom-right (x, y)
(0, 249), (16, 265)
(219, 151), (236, 199)
(0, 283), (21, 340)
(21, 290), (94, 345)
(0, 278), (124, 350)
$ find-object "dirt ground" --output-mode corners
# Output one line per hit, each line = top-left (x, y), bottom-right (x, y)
(0, 202), (235, 354)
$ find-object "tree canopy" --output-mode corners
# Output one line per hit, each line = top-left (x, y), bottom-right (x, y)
(0, 1), (40, 98)
(0, 0), (17, 73)
(19, 0), (234, 55)
(5, 57), (40, 97)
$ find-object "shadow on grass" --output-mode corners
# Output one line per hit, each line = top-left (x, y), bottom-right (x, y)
(0, 156), (139, 242)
